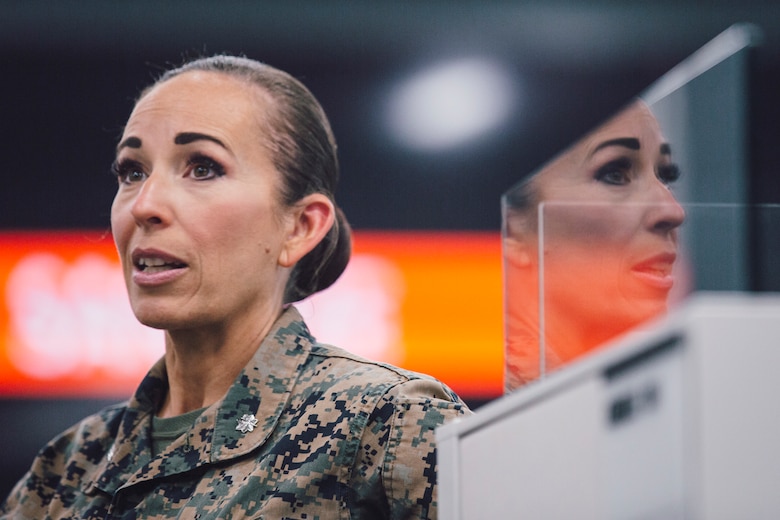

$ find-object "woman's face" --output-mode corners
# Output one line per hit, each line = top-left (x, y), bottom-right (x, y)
(111, 71), (293, 332)
(513, 102), (686, 357)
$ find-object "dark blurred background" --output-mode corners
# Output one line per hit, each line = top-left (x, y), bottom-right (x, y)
(3, 0), (778, 234)
(1, 0), (779, 499)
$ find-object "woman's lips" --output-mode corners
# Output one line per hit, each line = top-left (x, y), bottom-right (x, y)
(630, 252), (676, 290)
(131, 248), (188, 287)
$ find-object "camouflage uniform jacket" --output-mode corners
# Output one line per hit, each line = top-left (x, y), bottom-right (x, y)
(1, 306), (471, 519)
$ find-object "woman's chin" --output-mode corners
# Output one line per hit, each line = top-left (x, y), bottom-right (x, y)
(130, 303), (186, 331)
(619, 297), (669, 331)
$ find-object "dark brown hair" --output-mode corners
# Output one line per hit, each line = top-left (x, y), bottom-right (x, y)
(145, 55), (351, 302)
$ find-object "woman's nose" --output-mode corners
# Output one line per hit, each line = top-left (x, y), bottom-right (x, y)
(644, 181), (686, 234)
(130, 173), (170, 227)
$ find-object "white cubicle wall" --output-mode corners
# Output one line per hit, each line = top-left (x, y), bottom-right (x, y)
(437, 293), (780, 519)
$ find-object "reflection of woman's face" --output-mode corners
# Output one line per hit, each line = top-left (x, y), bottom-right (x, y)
(514, 101), (685, 360)
(111, 71), (292, 332)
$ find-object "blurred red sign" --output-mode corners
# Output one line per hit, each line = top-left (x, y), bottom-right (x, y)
(0, 230), (503, 398)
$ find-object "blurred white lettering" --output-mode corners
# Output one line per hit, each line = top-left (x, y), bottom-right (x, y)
(5, 253), (162, 379)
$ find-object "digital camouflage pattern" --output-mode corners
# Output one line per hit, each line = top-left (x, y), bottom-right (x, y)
(1, 306), (471, 519)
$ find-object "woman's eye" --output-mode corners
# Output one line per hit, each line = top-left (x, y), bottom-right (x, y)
(657, 163), (681, 185)
(187, 155), (225, 180)
(111, 160), (147, 185)
(595, 158), (632, 186)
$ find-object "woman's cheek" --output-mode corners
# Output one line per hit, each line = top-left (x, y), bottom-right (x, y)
(543, 204), (637, 247)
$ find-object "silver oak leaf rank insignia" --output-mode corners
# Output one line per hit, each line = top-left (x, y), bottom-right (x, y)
(235, 413), (259, 433)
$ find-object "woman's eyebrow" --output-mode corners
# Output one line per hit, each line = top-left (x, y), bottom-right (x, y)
(115, 133), (228, 153)
(174, 132), (227, 149)
(590, 137), (641, 156)
(116, 136), (142, 152)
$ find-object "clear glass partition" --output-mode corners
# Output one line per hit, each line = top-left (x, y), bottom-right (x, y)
(503, 199), (779, 391)
(501, 24), (772, 392)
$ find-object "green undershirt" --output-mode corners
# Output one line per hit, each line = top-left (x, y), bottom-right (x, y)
(151, 407), (206, 456)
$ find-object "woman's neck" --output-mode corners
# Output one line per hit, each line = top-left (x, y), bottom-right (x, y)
(156, 304), (283, 418)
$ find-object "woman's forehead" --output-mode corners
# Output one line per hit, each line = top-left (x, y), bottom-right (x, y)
(135, 72), (263, 120)
(583, 103), (661, 150)
(123, 71), (269, 144)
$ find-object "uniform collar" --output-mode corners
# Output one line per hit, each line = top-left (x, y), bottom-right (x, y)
(90, 306), (314, 494)
(208, 305), (313, 461)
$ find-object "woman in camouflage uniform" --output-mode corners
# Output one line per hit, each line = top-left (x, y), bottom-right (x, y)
(1, 56), (471, 520)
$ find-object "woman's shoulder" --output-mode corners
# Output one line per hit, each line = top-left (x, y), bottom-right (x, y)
(41, 401), (129, 458)
(305, 342), (469, 409)
(303, 345), (472, 519)
(1, 401), (130, 512)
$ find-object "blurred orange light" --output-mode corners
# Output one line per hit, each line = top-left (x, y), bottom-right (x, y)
(0, 230), (503, 399)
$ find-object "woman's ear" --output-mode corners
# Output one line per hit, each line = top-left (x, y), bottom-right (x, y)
(504, 210), (537, 269)
(504, 236), (533, 268)
(278, 194), (335, 268)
